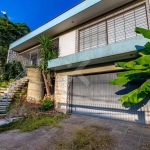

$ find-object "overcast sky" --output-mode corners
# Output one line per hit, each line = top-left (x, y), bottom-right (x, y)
(0, 0), (81, 31)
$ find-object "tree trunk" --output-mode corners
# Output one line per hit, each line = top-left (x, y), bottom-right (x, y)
(42, 71), (51, 96)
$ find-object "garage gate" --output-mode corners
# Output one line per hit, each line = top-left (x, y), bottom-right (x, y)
(69, 72), (150, 124)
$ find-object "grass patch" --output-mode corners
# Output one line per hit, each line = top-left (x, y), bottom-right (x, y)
(0, 114), (68, 133)
(20, 114), (67, 132)
(55, 125), (116, 150)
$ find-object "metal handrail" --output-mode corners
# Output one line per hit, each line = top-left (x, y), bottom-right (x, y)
(6, 70), (27, 109)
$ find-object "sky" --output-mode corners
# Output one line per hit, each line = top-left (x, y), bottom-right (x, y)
(0, 0), (81, 31)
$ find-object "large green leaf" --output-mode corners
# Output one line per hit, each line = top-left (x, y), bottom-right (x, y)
(124, 61), (146, 70)
(115, 62), (126, 68)
(140, 42), (150, 55)
(116, 69), (150, 78)
(145, 42), (150, 50)
(115, 60), (148, 70)
(109, 77), (131, 85)
(116, 70), (142, 77)
(119, 79), (150, 107)
(139, 49), (150, 56)
(119, 89), (146, 107)
(138, 79), (150, 94)
(135, 27), (150, 39)
(136, 55), (150, 66)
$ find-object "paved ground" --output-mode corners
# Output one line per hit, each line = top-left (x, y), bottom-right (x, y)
(0, 114), (150, 150)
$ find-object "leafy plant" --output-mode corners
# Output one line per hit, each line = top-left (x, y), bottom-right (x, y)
(0, 17), (30, 69)
(2, 60), (23, 81)
(0, 47), (7, 68)
(109, 27), (150, 107)
(39, 98), (54, 111)
(38, 35), (57, 96)
(0, 79), (13, 88)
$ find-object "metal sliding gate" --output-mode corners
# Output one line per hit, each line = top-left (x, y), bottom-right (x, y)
(69, 72), (150, 124)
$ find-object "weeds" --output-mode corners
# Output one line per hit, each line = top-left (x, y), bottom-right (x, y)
(0, 114), (68, 133)
(55, 125), (116, 150)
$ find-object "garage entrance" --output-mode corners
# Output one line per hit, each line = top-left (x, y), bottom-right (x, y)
(69, 72), (150, 124)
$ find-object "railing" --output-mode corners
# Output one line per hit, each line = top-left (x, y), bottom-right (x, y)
(6, 70), (27, 110)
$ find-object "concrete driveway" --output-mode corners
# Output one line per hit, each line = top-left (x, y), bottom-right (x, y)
(0, 114), (150, 150)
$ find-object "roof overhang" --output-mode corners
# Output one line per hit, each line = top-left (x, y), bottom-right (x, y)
(10, 0), (135, 52)
(48, 36), (148, 71)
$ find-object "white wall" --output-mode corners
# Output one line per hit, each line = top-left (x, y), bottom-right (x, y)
(59, 30), (76, 57)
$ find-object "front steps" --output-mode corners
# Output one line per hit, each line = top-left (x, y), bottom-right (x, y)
(0, 76), (29, 117)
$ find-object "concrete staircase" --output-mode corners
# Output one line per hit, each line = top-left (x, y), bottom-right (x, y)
(0, 77), (29, 117)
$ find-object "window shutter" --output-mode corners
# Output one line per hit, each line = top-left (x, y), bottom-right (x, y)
(79, 4), (148, 51)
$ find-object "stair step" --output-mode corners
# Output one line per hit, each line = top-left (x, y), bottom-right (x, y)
(0, 93), (12, 97)
(0, 109), (6, 112)
(0, 99), (12, 102)
(0, 102), (10, 105)
(0, 89), (8, 93)
(0, 106), (7, 108)
(0, 109), (6, 111)
(0, 114), (6, 117)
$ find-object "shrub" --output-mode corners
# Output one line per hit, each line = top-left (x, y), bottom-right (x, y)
(2, 61), (23, 81)
(39, 98), (54, 111)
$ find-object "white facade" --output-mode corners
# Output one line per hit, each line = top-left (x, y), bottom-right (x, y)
(59, 30), (76, 57)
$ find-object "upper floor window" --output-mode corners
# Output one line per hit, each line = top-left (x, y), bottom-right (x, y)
(78, 4), (148, 51)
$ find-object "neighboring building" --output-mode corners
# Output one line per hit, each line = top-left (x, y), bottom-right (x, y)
(7, 0), (150, 124)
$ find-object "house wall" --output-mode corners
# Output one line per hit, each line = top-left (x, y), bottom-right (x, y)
(7, 47), (39, 69)
(59, 30), (76, 57)
(7, 50), (31, 69)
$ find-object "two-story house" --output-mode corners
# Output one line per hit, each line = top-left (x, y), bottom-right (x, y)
(7, 0), (150, 124)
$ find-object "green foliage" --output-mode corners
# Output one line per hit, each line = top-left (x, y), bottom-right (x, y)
(2, 60), (23, 81)
(0, 17), (30, 48)
(0, 47), (7, 67)
(0, 17), (30, 68)
(39, 98), (54, 111)
(0, 79), (13, 88)
(38, 35), (57, 74)
(20, 114), (65, 132)
(109, 27), (150, 107)
(0, 120), (23, 133)
(0, 114), (67, 133)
